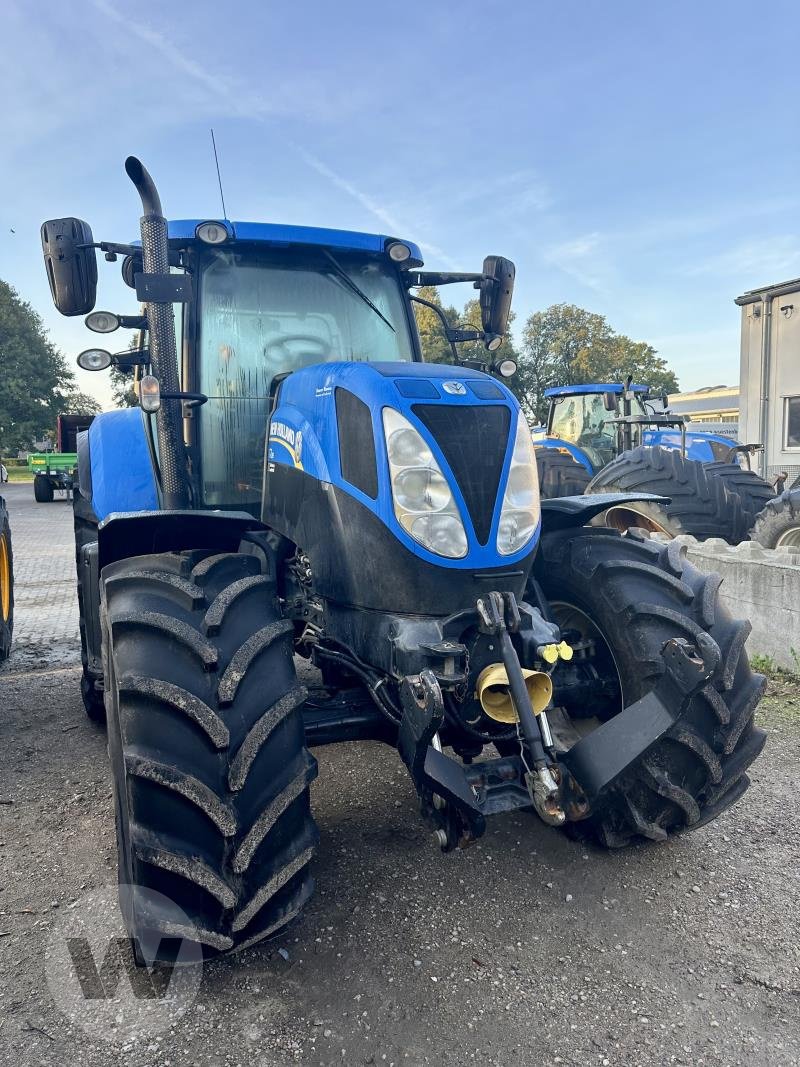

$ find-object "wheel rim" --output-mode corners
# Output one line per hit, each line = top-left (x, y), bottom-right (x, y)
(549, 600), (623, 739)
(775, 525), (800, 548)
(602, 504), (673, 537)
(0, 533), (9, 622)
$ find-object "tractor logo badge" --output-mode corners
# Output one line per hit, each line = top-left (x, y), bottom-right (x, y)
(443, 381), (467, 395)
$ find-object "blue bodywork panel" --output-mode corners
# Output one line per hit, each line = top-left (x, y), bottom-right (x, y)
(529, 435), (595, 474)
(87, 409), (158, 521)
(533, 428), (736, 474)
(268, 362), (538, 569)
(643, 428), (733, 463)
(164, 220), (423, 264)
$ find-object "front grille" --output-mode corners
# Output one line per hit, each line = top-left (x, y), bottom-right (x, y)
(413, 404), (511, 544)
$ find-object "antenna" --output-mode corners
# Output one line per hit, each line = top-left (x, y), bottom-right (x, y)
(210, 128), (228, 221)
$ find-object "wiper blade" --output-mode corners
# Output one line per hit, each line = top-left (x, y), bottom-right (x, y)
(322, 250), (395, 334)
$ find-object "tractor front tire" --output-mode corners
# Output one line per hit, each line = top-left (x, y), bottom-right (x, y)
(34, 474), (54, 503)
(701, 461), (775, 543)
(0, 498), (13, 662)
(586, 445), (745, 543)
(535, 448), (592, 499)
(101, 548), (318, 959)
(748, 488), (800, 549)
(533, 527), (767, 847)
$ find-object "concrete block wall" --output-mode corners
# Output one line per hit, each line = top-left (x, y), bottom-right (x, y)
(673, 535), (800, 670)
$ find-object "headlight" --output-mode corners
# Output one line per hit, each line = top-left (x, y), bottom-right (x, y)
(497, 412), (541, 555)
(382, 408), (468, 559)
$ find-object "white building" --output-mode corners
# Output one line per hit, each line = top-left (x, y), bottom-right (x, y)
(736, 277), (800, 485)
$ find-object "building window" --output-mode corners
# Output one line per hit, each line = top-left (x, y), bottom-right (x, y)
(785, 396), (800, 450)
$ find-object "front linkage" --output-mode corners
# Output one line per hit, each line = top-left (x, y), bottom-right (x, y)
(398, 590), (720, 851)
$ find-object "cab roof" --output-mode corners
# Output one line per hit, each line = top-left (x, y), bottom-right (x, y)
(544, 383), (649, 398)
(165, 219), (424, 265)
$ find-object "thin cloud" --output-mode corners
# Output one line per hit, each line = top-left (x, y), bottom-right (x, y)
(544, 232), (609, 293)
(293, 147), (455, 265)
(92, 0), (450, 264)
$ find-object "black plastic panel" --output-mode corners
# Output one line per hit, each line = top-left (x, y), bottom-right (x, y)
(413, 404), (511, 544)
(336, 387), (379, 499)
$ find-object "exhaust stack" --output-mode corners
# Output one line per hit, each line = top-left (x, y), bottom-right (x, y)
(125, 156), (189, 509)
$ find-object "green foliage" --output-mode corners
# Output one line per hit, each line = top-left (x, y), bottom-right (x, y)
(110, 364), (138, 408)
(516, 303), (679, 424)
(411, 286), (460, 365)
(0, 279), (100, 455)
(751, 649), (800, 681)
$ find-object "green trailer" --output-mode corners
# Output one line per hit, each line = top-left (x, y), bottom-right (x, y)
(28, 413), (95, 502)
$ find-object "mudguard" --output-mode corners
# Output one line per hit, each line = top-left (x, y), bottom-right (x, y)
(78, 408), (159, 520)
(540, 492), (669, 534)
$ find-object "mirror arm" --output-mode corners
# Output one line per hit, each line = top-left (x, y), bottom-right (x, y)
(404, 271), (483, 288)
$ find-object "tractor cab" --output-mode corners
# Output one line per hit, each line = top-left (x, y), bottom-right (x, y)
(45, 207), (515, 518)
(541, 382), (687, 471)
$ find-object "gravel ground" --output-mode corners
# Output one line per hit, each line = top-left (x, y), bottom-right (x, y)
(0, 482), (798, 1066)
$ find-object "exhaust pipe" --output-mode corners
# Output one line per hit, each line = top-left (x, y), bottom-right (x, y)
(125, 156), (189, 509)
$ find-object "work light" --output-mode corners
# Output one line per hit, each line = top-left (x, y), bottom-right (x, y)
(195, 221), (228, 245)
(77, 348), (112, 371)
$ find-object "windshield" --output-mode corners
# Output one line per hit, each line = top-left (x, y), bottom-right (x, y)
(550, 393), (617, 468)
(198, 247), (415, 509)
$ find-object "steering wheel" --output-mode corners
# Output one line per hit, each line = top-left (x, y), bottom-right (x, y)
(264, 334), (329, 365)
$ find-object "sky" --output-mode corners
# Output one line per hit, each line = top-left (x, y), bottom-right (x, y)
(1, 0), (799, 410)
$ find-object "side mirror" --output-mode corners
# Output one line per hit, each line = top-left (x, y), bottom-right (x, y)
(479, 256), (515, 344)
(603, 392), (619, 413)
(41, 218), (98, 316)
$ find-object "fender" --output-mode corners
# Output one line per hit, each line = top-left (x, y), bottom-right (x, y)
(531, 436), (595, 475)
(98, 510), (266, 571)
(540, 493), (669, 534)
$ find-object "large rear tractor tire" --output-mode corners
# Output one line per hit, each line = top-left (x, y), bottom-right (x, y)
(535, 448), (592, 499)
(0, 498), (13, 662)
(101, 548), (318, 959)
(701, 461), (775, 542)
(34, 474), (54, 503)
(73, 492), (105, 722)
(533, 527), (767, 847)
(585, 445), (746, 543)
(748, 488), (800, 549)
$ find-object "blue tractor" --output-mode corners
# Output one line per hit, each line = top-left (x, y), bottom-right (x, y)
(533, 381), (775, 543)
(41, 159), (766, 962)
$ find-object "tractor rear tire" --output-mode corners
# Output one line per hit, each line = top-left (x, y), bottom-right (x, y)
(34, 474), (54, 503)
(585, 445), (744, 542)
(748, 488), (800, 549)
(101, 548), (318, 959)
(533, 527), (767, 847)
(701, 461), (775, 543)
(0, 498), (13, 662)
(535, 448), (592, 499)
(73, 492), (105, 722)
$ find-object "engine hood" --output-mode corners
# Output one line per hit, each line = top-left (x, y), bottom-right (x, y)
(263, 360), (540, 575)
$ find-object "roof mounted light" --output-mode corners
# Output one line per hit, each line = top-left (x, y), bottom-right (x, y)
(195, 221), (228, 245)
(387, 241), (412, 263)
(85, 310), (120, 334)
(77, 348), (112, 372)
(485, 334), (503, 352)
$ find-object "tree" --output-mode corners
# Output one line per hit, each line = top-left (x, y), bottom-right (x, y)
(516, 303), (678, 423)
(0, 279), (100, 455)
(110, 364), (138, 408)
